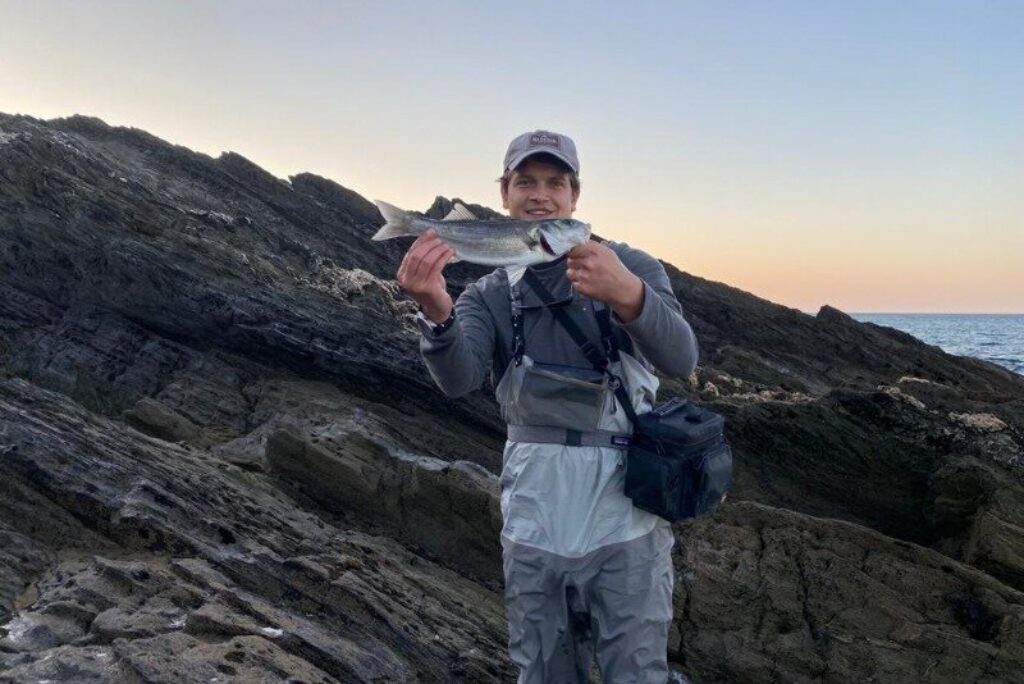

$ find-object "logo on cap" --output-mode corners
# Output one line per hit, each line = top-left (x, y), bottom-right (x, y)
(529, 133), (561, 149)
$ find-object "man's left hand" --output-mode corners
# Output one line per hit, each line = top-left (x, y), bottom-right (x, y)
(566, 242), (645, 323)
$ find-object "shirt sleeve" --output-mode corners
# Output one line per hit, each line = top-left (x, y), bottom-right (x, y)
(611, 245), (699, 379)
(417, 282), (496, 397)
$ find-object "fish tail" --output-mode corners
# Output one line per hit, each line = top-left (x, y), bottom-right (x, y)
(372, 200), (423, 240)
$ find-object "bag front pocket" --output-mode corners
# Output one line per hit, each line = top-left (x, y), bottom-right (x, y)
(515, 359), (609, 430)
(624, 436), (732, 522)
(624, 440), (688, 521)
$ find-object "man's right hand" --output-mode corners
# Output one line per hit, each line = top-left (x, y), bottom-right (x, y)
(396, 229), (456, 323)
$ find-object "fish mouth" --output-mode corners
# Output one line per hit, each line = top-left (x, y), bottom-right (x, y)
(538, 233), (556, 255)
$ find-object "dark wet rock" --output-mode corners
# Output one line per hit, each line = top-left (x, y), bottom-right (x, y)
(672, 502), (1024, 683)
(0, 528), (51, 621)
(114, 632), (342, 683)
(3, 111), (1024, 682)
(0, 379), (512, 681)
(0, 644), (129, 682)
(265, 425), (502, 586)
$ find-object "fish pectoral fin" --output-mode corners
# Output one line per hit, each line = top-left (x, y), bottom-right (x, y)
(441, 202), (477, 222)
(506, 266), (527, 286)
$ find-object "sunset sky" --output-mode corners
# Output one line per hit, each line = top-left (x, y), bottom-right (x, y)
(2, 1), (1021, 313)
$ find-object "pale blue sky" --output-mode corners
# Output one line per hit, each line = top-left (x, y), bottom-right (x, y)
(1, 1), (1021, 312)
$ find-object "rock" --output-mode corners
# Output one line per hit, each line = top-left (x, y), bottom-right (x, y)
(123, 396), (205, 445)
(0, 528), (51, 620)
(114, 633), (342, 683)
(879, 384), (928, 410)
(266, 425), (502, 586)
(0, 645), (126, 682)
(0, 378), (513, 681)
(949, 412), (1009, 433)
(2, 111), (1024, 682)
(672, 502), (1024, 683)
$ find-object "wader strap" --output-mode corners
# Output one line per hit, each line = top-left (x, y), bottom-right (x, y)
(510, 284), (525, 365)
(507, 425), (632, 449)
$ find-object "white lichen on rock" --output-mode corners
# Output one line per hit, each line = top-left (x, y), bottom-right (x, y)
(49, 131), (86, 157)
(716, 372), (746, 388)
(0, 128), (21, 145)
(947, 412), (1008, 432)
(299, 263), (415, 319)
(879, 385), (927, 410)
(185, 207), (235, 225)
(897, 376), (938, 385)
(731, 389), (815, 404)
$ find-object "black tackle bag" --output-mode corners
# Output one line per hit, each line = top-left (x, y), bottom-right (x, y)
(624, 397), (732, 521)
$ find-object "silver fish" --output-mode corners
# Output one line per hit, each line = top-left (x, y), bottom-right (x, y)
(372, 200), (591, 285)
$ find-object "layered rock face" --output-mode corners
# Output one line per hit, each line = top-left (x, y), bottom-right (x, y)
(1, 112), (1023, 682)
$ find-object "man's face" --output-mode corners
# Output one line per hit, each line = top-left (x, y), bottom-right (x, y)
(501, 157), (579, 220)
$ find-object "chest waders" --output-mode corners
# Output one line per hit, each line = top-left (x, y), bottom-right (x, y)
(495, 270), (675, 684)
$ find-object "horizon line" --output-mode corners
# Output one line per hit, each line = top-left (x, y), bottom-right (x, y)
(848, 311), (1024, 315)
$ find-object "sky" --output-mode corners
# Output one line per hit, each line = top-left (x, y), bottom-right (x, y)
(1, 0), (1021, 313)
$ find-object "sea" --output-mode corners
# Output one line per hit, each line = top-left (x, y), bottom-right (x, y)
(850, 314), (1024, 376)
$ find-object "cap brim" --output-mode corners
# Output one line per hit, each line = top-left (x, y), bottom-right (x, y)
(505, 149), (578, 174)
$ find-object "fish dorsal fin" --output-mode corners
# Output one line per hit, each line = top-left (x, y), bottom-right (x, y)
(441, 202), (477, 222)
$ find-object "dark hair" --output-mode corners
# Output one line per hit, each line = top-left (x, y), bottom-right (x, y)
(498, 152), (580, 194)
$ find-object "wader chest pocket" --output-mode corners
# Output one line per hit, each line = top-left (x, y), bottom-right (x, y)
(518, 360), (609, 430)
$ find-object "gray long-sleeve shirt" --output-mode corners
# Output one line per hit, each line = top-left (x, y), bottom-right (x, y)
(416, 241), (698, 398)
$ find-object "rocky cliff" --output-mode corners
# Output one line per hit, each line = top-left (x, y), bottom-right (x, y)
(1, 113), (1023, 683)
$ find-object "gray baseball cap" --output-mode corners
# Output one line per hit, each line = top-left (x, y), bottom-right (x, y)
(503, 130), (580, 175)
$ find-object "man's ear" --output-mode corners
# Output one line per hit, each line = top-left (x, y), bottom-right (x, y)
(501, 183), (510, 209)
(571, 189), (580, 212)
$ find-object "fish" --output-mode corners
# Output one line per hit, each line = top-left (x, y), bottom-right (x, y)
(372, 200), (591, 285)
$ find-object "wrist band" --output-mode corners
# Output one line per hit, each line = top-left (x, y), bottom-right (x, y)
(423, 307), (456, 335)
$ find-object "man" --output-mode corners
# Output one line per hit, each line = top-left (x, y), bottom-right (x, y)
(397, 130), (699, 682)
